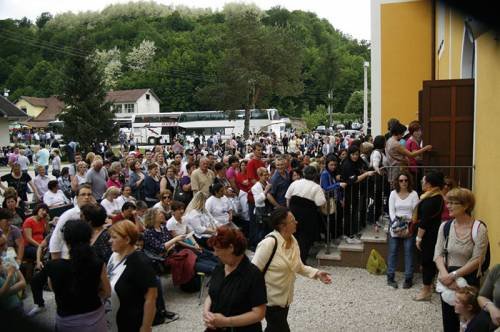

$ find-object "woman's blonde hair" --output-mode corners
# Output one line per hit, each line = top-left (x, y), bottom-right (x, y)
(103, 186), (121, 199)
(143, 208), (161, 229)
(446, 187), (475, 215)
(85, 152), (95, 164)
(185, 191), (207, 214)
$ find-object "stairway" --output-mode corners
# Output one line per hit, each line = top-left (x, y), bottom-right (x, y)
(316, 216), (390, 268)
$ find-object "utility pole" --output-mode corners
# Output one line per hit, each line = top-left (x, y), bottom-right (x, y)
(363, 61), (370, 135)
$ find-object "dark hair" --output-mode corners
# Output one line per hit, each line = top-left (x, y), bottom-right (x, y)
(214, 162), (225, 172)
(387, 118), (400, 131)
(325, 154), (338, 165)
(424, 171), (445, 189)
(135, 200), (148, 210)
(108, 169), (116, 177)
(408, 121), (421, 135)
(207, 225), (247, 256)
(209, 182), (224, 195)
(33, 203), (49, 216)
(48, 180), (59, 191)
(61, 167), (70, 177)
(121, 201), (136, 212)
(228, 156), (239, 165)
(0, 208), (13, 221)
(186, 163), (196, 171)
(171, 200), (185, 211)
(347, 145), (360, 157)
(270, 206), (290, 231)
(303, 166), (317, 181)
(63, 219), (100, 293)
(80, 204), (107, 228)
(253, 142), (263, 150)
(390, 122), (407, 136)
(291, 168), (302, 179)
(373, 135), (386, 150)
(393, 172), (414, 193)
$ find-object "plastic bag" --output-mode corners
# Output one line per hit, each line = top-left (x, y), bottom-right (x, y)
(366, 249), (387, 275)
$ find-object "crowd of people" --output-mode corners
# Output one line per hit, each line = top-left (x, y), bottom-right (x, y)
(0, 119), (498, 332)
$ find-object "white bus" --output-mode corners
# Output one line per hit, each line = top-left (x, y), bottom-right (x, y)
(178, 109), (289, 138)
(126, 109), (289, 145)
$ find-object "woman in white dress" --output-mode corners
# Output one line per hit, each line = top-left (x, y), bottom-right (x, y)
(205, 183), (233, 227)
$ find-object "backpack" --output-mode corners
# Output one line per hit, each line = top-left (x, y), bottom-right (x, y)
(443, 220), (490, 275)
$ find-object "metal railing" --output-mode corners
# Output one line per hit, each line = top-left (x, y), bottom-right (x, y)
(323, 165), (474, 254)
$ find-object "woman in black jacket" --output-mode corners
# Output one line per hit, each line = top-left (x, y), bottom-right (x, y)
(414, 171), (445, 301)
(340, 146), (375, 240)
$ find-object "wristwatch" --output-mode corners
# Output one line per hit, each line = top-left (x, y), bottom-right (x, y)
(451, 271), (458, 280)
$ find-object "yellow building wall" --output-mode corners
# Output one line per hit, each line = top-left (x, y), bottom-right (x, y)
(15, 99), (44, 118)
(435, 5), (464, 79)
(380, 1), (432, 128)
(474, 31), (500, 264)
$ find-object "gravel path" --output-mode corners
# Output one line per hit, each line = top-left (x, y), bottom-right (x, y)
(27, 266), (443, 331)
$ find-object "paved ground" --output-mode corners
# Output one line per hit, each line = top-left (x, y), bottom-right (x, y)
(26, 265), (443, 332)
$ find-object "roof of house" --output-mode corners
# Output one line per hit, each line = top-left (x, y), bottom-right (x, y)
(33, 96), (65, 122)
(0, 95), (28, 120)
(20, 96), (51, 107)
(106, 88), (161, 104)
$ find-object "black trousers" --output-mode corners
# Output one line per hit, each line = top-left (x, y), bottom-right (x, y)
(265, 306), (290, 332)
(441, 295), (459, 332)
(31, 268), (48, 307)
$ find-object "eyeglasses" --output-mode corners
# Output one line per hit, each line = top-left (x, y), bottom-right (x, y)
(399, 179), (408, 183)
(446, 201), (462, 206)
(162, 196), (171, 200)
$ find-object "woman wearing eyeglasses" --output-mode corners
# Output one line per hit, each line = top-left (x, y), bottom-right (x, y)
(387, 172), (419, 289)
(434, 188), (488, 332)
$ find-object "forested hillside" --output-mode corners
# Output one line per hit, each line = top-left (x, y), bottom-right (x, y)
(0, 2), (369, 121)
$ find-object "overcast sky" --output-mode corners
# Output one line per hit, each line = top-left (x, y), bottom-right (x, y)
(0, 0), (371, 40)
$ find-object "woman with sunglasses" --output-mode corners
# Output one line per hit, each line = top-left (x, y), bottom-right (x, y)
(153, 189), (173, 219)
(387, 172), (419, 289)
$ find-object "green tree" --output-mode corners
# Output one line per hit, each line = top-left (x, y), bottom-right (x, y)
(36, 12), (53, 29)
(197, 11), (303, 138)
(59, 50), (117, 150)
(344, 90), (364, 114)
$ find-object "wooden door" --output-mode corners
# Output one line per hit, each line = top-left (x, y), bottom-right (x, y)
(419, 79), (474, 186)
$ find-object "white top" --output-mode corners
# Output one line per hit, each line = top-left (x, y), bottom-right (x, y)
(101, 198), (122, 216)
(166, 215), (192, 235)
(49, 205), (81, 259)
(205, 195), (231, 226)
(34, 175), (50, 198)
(153, 201), (171, 216)
(388, 190), (419, 237)
(285, 178), (326, 207)
(251, 181), (268, 208)
(16, 155), (30, 170)
(184, 209), (214, 239)
(43, 190), (69, 207)
(370, 149), (384, 171)
(52, 155), (61, 171)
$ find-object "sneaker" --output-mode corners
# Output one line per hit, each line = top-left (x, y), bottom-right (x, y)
(387, 279), (398, 289)
(345, 236), (362, 244)
(403, 280), (413, 289)
(27, 305), (46, 317)
(164, 310), (179, 323)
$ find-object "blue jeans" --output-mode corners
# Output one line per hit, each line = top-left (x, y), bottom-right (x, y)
(387, 235), (415, 281)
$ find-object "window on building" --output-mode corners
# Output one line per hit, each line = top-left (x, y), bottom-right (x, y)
(124, 103), (135, 113)
(146, 94), (150, 100)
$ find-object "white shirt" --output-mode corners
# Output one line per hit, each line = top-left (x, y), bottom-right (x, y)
(205, 195), (231, 226)
(184, 209), (214, 239)
(166, 216), (192, 236)
(49, 205), (81, 259)
(388, 190), (419, 237)
(285, 179), (326, 207)
(101, 198), (122, 216)
(52, 155), (61, 171)
(43, 190), (69, 207)
(251, 181), (268, 208)
(34, 175), (50, 198)
(16, 155), (30, 170)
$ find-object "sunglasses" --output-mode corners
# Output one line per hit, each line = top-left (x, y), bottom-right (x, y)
(399, 179), (408, 183)
(162, 196), (171, 200)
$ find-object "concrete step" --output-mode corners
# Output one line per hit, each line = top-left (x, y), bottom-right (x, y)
(316, 248), (341, 266)
(335, 241), (364, 252)
(360, 226), (387, 243)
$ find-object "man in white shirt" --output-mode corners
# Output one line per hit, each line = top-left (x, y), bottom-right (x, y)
(33, 165), (50, 201)
(49, 184), (94, 259)
(16, 149), (30, 174)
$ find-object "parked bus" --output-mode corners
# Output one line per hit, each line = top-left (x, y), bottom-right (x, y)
(127, 109), (289, 145)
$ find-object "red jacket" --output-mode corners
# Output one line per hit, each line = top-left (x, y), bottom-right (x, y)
(166, 249), (197, 286)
